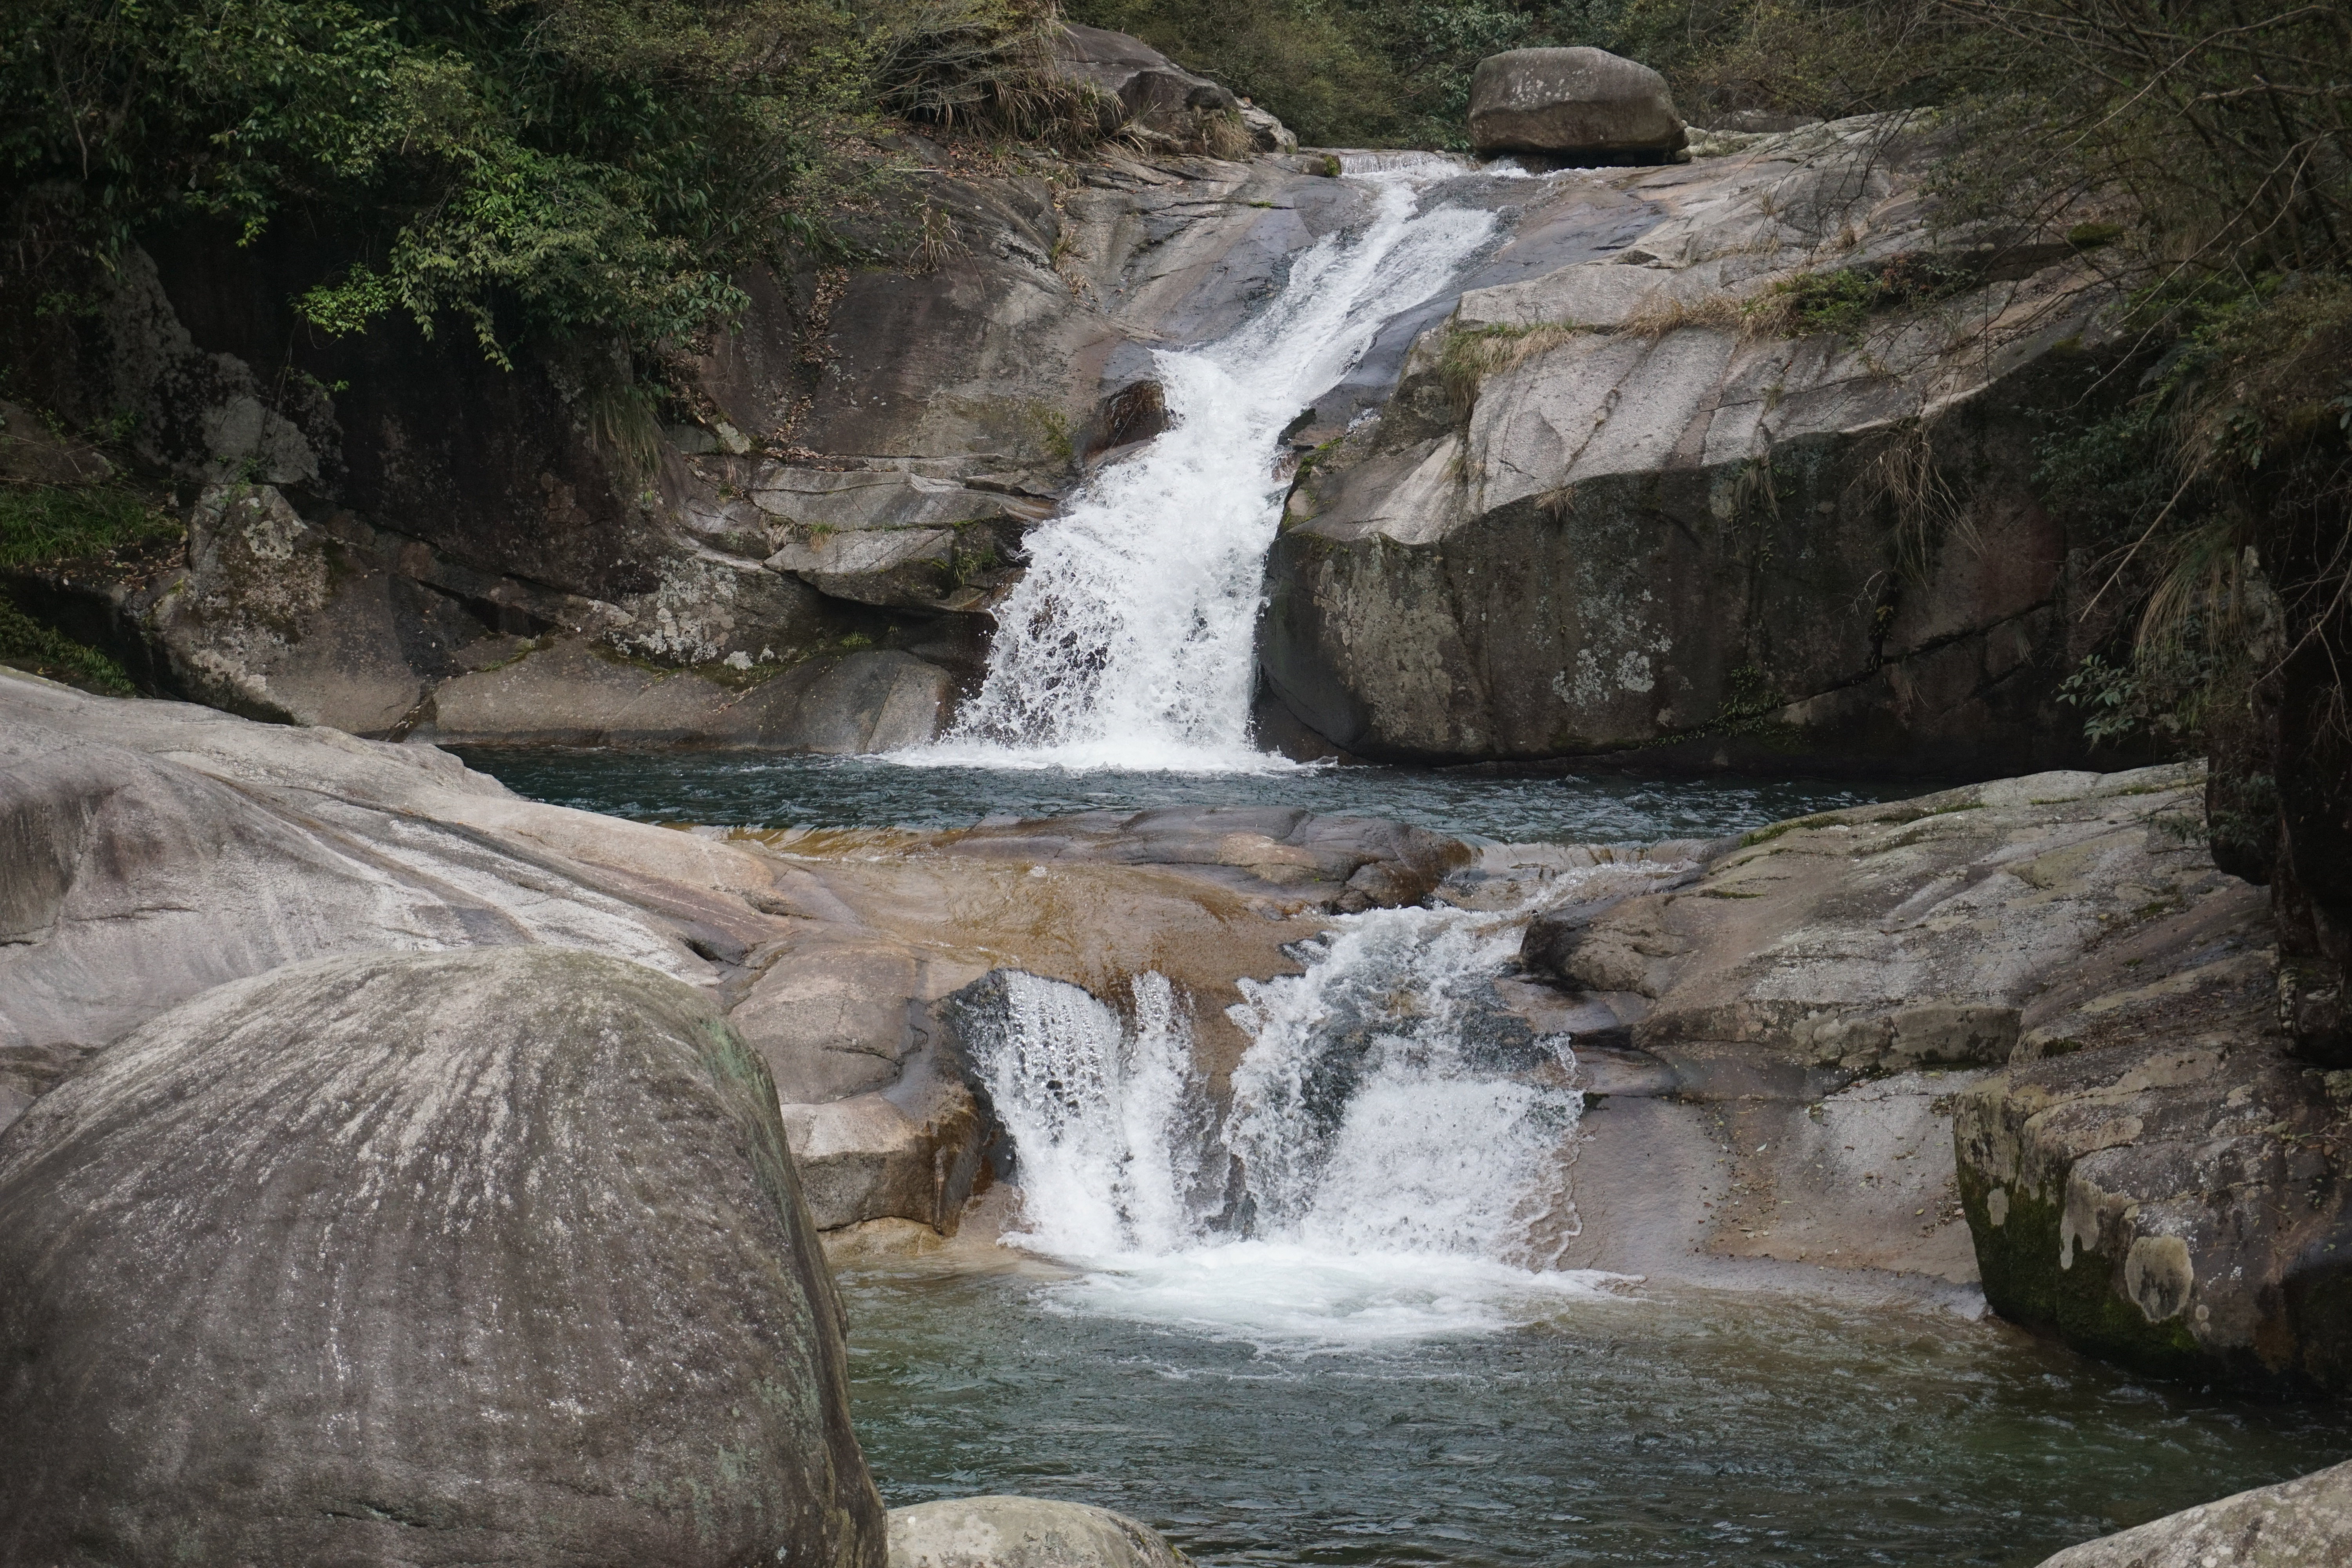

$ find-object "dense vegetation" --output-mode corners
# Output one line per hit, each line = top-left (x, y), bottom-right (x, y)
(0, 0), (1073, 365)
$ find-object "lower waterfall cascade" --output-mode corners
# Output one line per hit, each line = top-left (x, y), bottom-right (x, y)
(956, 877), (1646, 1341)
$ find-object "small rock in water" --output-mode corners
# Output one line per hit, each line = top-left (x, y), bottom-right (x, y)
(889, 1497), (1190, 1568)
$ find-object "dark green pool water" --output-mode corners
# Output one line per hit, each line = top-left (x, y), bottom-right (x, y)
(841, 1263), (2352, 1568)
(451, 750), (1927, 844)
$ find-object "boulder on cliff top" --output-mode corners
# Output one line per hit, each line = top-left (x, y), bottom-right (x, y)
(1053, 25), (1244, 154)
(2034, 1457), (2352, 1566)
(1468, 47), (1688, 161)
(0, 946), (886, 1568)
(889, 1496), (1190, 1568)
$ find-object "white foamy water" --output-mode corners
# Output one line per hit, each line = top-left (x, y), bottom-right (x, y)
(904, 168), (1499, 773)
(958, 884), (1644, 1342)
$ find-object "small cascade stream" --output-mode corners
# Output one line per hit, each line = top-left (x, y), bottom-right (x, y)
(956, 877), (1642, 1342)
(906, 160), (1503, 772)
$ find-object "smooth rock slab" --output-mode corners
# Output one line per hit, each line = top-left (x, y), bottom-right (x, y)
(0, 947), (886, 1568)
(889, 1496), (1189, 1568)
(2035, 1458), (2352, 1566)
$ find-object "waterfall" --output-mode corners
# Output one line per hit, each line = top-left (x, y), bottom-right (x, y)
(909, 167), (1501, 772)
(956, 884), (1631, 1339)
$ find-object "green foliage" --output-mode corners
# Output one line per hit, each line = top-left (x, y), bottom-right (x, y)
(0, 484), (181, 569)
(1, 0), (1076, 365)
(0, 596), (134, 693)
(1750, 252), (1979, 341)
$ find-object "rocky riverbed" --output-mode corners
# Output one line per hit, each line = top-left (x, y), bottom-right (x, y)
(7, 666), (2348, 1563)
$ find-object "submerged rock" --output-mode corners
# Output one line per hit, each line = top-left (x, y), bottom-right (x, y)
(889, 1496), (1190, 1568)
(2035, 1458), (2352, 1566)
(0, 947), (886, 1568)
(1468, 47), (1689, 162)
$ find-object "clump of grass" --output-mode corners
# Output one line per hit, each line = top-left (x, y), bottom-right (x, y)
(1744, 252), (1981, 343)
(1618, 293), (1751, 339)
(1438, 321), (1593, 414)
(0, 484), (180, 569)
(0, 597), (133, 693)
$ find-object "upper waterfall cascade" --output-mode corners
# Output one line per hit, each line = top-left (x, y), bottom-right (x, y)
(907, 165), (1503, 773)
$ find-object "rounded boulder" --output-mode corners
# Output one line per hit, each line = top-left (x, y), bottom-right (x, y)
(1468, 47), (1688, 162)
(0, 946), (886, 1568)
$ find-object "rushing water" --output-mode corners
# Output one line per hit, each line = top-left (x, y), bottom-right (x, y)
(912, 163), (1501, 770)
(862, 884), (2352, 1567)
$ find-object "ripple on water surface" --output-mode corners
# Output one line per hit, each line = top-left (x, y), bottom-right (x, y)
(840, 1262), (2352, 1568)
(450, 750), (1929, 844)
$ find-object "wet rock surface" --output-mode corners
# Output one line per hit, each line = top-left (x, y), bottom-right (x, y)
(889, 1495), (1191, 1568)
(0, 946), (885, 1568)
(2035, 1458), (2352, 1566)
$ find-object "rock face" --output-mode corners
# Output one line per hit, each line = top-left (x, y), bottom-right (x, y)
(1468, 48), (1689, 162)
(1265, 115), (2123, 772)
(1511, 760), (2352, 1385)
(2034, 1459), (2352, 1566)
(1052, 25), (1254, 156)
(889, 1496), (1190, 1568)
(0, 947), (886, 1568)
(0, 25), (1315, 750)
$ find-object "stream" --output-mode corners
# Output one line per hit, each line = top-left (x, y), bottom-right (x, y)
(455, 154), (2352, 1566)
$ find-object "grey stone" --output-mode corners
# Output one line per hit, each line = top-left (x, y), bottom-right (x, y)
(147, 483), (424, 734)
(423, 639), (954, 751)
(0, 946), (887, 1568)
(2034, 1459), (2352, 1566)
(0, 668), (787, 1125)
(1468, 48), (1688, 160)
(1263, 114), (2124, 772)
(1053, 25), (1240, 152)
(889, 1495), (1189, 1568)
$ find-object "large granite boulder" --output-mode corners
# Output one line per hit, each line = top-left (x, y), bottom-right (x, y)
(1468, 47), (1688, 162)
(0, 947), (886, 1568)
(1510, 761), (2352, 1383)
(889, 1496), (1189, 1568)
(0, 668), (782, 1126)
(2035, 1459), (2352, 1566)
